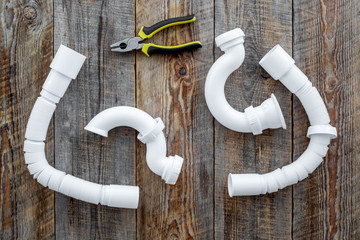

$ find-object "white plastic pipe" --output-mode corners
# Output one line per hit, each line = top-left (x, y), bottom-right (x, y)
(205, 28), (286, 135)
(228, 45), (337, 197)
(24, 45), (183, 208)
(85, 107), (184, 185)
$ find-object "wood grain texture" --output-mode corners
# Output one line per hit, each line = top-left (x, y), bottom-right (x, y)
(214, 0), (293, 239)
(292, 0), (360, 238)
(135, 0), (214, 239)
(0, 0), (54, 239)
(53, 0), (136, 239)
(1, 0), (359, 239)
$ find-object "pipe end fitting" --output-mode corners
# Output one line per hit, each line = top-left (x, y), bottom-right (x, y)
(264, 94), (287, 130)
(215, 28), (245, 52)
(245, 94), (286, 135)
(259, 44), (295, 80)
(161, 155), (184, 185)
(84, 124), (108, 137)
(101, 185), (139, 209)
(228, 173), (266, 197)
(50, 45), (86, 79)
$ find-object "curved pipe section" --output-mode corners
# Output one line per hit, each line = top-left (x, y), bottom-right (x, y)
(205, 28), (286, 134)
(23, 45), (181, 208)
(84, 106), (184, 184)
(228, 45), (337, 197)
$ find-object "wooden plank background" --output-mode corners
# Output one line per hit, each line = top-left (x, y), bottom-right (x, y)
(0, 0), (359, 239)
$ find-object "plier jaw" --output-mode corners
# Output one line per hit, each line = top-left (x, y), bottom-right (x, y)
(110, 36), (143, 52)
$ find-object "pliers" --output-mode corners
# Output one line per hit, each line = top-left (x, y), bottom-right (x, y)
(110, 15), (202, 57)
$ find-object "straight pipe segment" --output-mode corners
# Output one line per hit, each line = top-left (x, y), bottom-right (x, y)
(205, 28), (286, 135)
(228, 44), (337, 197)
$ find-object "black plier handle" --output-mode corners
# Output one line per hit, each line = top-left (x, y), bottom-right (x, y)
(111, 15), (202, 57)
(138, 15), (196, 39)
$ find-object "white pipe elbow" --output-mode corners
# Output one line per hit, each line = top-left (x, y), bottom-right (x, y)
(205, 29), (286, 134)
(228, 44), (337, 197)
(84, 106), (184, 185)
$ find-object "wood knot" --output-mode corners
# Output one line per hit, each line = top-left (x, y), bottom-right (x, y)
(178, 67), (187, 76)
(23, 6), (37, 21)
(173, 59), (193, 86)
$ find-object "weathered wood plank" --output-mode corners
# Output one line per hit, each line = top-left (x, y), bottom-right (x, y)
(135, 0), (214, 239)
(292, 0), (360, 238)
(0, 0), (54, 239)
(214, 0), (293, 239)
(54, 0), (136, 239)
(1, 0), (359, 238)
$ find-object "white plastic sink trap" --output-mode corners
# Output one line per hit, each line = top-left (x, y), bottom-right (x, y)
(24, 45), (183, 208)
(84, 106), (183, 184)
(205, 28), (286, 135)
(227, 43), (337, 196)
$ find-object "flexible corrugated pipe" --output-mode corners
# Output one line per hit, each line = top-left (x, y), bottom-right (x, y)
(228, 44), (337, 196)
(24, 45), (183, 208)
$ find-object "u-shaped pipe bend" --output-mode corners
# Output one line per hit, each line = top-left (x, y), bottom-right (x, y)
(205, 28), (286, 134)
(84, 106), (183, 184)
(227, 42), (337, 196)
(23, 45), (183, 209)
